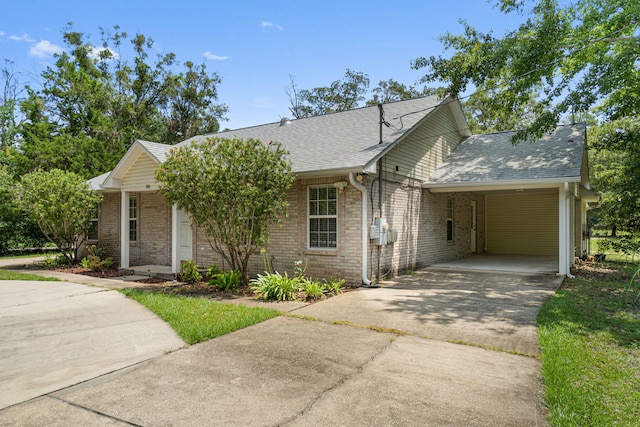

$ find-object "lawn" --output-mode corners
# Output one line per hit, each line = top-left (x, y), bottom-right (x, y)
(538, 261), (640, 426)
(0, 269), (59, 281)
(120, 289), (281, 345)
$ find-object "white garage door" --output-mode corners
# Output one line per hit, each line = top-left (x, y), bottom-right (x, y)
(486, 192), (558, 255)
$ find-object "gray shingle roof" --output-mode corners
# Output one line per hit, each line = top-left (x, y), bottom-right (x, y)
(138, 140), (172, 163)
(425, 123), (586, 186)
(87, 171), (111, 191)
(180, 96), (448, 174)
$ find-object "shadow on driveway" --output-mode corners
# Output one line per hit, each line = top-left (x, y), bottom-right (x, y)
(297, 268), (562, 355)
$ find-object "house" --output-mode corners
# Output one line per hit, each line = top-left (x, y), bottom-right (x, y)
(87, 96), (596, 283)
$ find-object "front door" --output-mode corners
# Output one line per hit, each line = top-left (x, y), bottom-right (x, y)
(471, 200), (477, 253)
(180, 212), (192, 260)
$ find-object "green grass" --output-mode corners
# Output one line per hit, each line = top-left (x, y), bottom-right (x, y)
(0, 269), (60, 281)
(120, 289), (281, 345)
(538, 262), (640, 426)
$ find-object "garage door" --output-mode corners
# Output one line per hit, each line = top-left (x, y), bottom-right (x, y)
(486, 192), (558, 255)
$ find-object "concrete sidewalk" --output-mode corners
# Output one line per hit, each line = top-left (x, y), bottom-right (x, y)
(0, 267), (553, 426)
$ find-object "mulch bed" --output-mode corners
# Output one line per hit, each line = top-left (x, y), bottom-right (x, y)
(55, 266), (124, 279)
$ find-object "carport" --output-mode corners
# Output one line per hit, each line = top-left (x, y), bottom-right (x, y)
(424, 123), (597, 276)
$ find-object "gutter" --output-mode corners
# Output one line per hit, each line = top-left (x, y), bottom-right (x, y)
(349, 173), (372, 286)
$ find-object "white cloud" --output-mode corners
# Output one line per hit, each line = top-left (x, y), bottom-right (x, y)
(29, 40), (63, 58)
(203, 51), (229, 61)
(9, 33), (35, 42)
(89, 46), (119, 60)
(260, 21), (284, 31)
(0, 31), (5, 37)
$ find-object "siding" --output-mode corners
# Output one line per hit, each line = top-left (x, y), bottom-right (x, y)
(122, 154), (160, 192)
(486, 192), (558, 255)
(383, 104), (462, 181)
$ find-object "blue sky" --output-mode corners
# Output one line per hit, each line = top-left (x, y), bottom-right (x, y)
(1, 0), (521, 131)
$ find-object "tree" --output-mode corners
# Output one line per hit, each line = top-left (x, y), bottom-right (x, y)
(412, 0), (640, 141)
(15, 169), (103, 263)
(1, 60), (22, 152)
(156, 138), (295, 284)
(163, 61), (229, 143)
(588, 117), (640, 233)
(14, 24), (227, 177)
(365, 79), (442, 106)
(286, 69), (370, 118)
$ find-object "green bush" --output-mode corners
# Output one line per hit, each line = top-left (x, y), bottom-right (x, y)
(179, 260), (202, 284)
(323, 278), (345, 295)
(209, 270), (242, 291)
(251, 272), (301, 301)
(302, 279), (325, 300)
(40, 254), (72, 268)
(207, 264), (222, 277)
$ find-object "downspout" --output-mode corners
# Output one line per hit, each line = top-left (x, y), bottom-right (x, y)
(565, 182), (576, 279)
(349, 173), (372, 286)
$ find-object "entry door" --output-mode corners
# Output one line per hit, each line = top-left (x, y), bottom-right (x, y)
(180, 211), (192, 260)
(471, 200), (477, 253)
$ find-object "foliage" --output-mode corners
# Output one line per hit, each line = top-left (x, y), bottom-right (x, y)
(412, 0), (640, 142)
(15, 169), (102, 264)
(0, 165), (46, 254)
(12, 24), (227, 177)
(625, 263), (640, 302)
(156, 137), (295, 285)
(0, 269), (60, 281)
(538, 263), (640, 425)
(250, 271), (301, 302)
(39, 253), (73, 268)
(80, 246), (114, 271)
(251, 256), (345, 301)
(208, 269), (242, 291)
(179, 260), (202, 284)
(365, 79), (443, 106)
(206, 264), (222, 277)
(597, 236), (640, 261)
(589, 117), (640, 234)
(322, 278), (345, 296)
(120, 289), (280, 345)
(286, 69), (370, 118)
(301, 278), (325, 300)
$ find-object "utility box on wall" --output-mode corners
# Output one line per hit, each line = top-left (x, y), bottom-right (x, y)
(369, 218), (392, 246)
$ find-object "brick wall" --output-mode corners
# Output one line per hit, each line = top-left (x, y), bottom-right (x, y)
(93, 183), (486, 283)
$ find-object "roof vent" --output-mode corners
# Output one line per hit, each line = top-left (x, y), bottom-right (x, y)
(279, 117), (291, 127)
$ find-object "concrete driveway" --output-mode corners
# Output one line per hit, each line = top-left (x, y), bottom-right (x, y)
(0, 280), (184, 410)
(1, 269), (559, 426)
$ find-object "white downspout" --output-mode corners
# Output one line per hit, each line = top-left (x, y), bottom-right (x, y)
(349, 173), (372, 286)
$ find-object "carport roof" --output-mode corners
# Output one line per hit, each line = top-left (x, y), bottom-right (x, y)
(424, 123), (587, 189)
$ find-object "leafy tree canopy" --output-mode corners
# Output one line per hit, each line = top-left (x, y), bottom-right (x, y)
(13, 24), (227, 178)
(15, 169), (103, 263)
(286, 69), (370, 118)
(588, 117), (640, 233)
(156, 138), (295, 284)
(412, 0), (640, 141)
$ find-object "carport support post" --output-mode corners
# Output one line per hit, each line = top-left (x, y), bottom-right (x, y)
(120, 191), (130, 269)
(558, 183), (570, 276)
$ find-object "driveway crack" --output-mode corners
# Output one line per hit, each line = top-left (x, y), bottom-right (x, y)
(48, 395), (143, 426)
(276, 335), (397, 427)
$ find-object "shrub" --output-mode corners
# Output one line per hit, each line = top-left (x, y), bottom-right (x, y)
(251, 272), (301, 301)
(302, 279), (325, 300)
(207, 264), (222, 277)
(40, 254), (71, 268)
(179, 260), (202, 284)
(323, 278), (345, 296)
(209, 270), (242, 291)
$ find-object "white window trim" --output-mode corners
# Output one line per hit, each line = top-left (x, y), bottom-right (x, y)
(87, 209), (99, 241)
(307, 185), (338, 250)
(129, 196), (138, 243)
(446, 197), (454, 241)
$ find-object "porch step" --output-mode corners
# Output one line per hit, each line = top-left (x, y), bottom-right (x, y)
(119, 268), (175, 281)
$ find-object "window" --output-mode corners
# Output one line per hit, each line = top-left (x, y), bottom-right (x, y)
(87, 208), (99, 241)
(446, 197), (454, 241)
(308, 186), (337, 249)
(129, 196), (138, 243)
